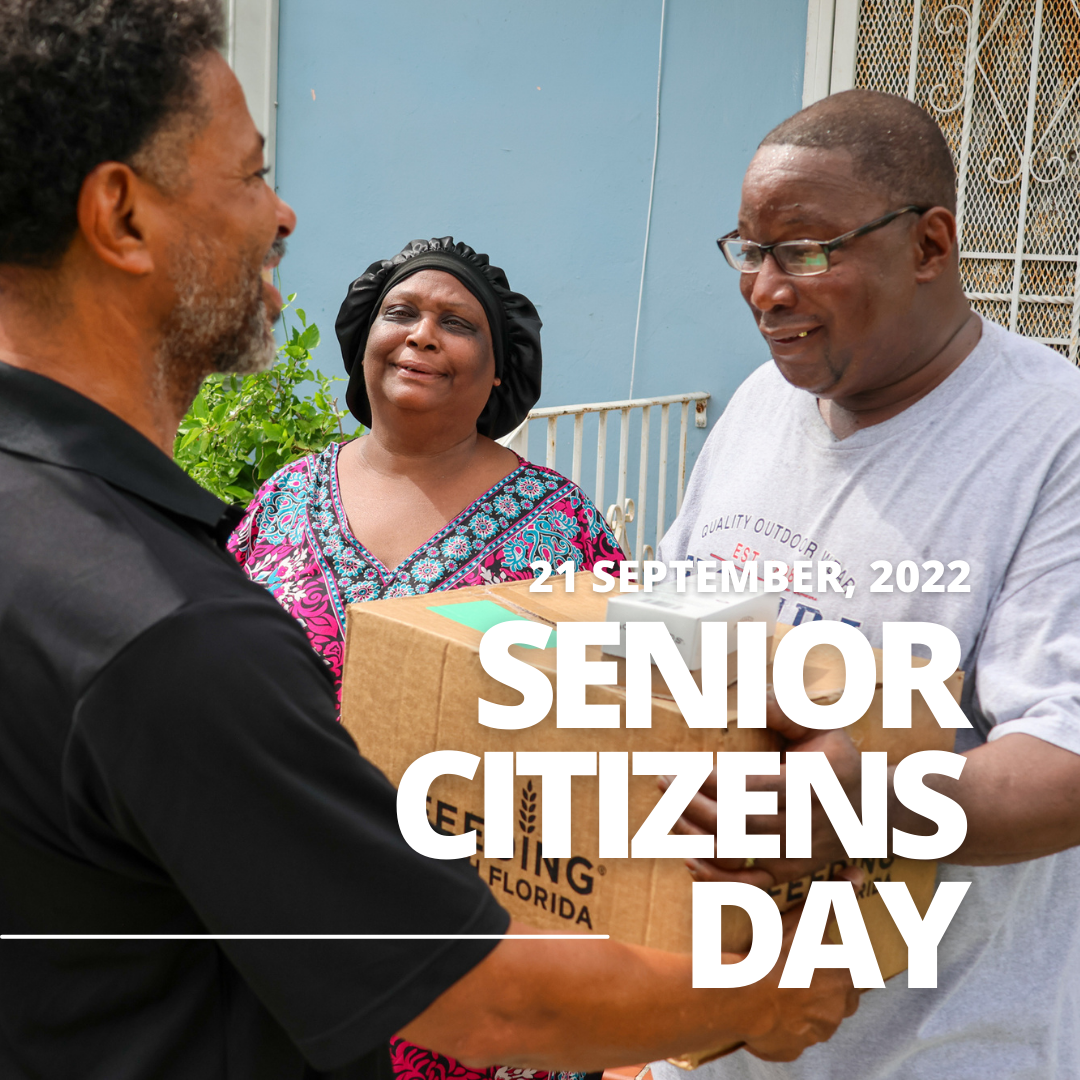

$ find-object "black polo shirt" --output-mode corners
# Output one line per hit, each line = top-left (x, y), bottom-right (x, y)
(0, 361), (509, 1079)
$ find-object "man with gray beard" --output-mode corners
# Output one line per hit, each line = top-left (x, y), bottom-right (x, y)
(158, 230), (285, 413)
(0, 4), (859, 1079)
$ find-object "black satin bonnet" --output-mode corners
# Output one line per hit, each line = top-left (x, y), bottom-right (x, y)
(334, 237), (543, 439)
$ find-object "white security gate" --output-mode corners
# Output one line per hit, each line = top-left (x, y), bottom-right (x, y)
(499, 393), (709, 562)
(808, 0), (1080, 360)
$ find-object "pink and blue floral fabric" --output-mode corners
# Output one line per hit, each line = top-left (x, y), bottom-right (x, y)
(228, 440), (623, 697)
(228, 440), (616, 1080)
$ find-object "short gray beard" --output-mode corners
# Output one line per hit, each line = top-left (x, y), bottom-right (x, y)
(157, 233), (277, 416)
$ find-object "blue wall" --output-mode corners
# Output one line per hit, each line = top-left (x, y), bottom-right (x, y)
(273, 0), (808, 533)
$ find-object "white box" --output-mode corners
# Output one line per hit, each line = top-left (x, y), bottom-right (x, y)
(604, 577), (779, 670)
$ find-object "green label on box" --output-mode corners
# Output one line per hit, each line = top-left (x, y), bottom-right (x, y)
(426, 600), (556, 649)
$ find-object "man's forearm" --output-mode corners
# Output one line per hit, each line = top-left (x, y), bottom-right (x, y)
(400, 919), (853, 1071)
(893, 732), (1080, 866)
(400, 927), (773, 1070)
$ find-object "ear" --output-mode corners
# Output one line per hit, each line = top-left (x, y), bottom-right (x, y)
(75, 162), (157, 276)
(913, 207), (957, 284)
(493, 375), (502, 387)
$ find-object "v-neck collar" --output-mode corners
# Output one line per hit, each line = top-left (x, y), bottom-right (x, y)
(793, 315), (996, 451)
(326, 438), (527, 580)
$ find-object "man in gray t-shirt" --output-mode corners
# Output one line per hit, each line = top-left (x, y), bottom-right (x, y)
(654, 90), (1080, 1078)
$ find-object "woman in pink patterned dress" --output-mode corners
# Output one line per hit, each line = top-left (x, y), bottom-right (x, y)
(230, 237), (618, 1080)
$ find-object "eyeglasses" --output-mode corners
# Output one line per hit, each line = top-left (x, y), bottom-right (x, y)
(717, 205), (929, 276)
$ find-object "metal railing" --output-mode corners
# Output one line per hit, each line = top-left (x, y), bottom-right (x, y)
(498, 392), (709, 561)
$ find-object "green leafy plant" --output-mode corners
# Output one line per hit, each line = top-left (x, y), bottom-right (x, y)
(175, 295), (355, 505)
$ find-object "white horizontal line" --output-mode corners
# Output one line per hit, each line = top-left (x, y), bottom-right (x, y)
(2, 934), (610, 942)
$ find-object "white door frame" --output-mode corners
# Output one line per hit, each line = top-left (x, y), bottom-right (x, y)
(225, 0), (280, 186)
(803, 0), (862, 106)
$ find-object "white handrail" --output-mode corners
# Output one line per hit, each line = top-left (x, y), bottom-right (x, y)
(499, 391), (709, 560)
(512, 391), (711, 419)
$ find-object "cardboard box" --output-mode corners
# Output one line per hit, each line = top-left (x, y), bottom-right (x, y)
(340, 573), (960, 1061)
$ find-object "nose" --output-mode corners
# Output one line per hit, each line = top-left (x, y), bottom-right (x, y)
(274, 190), (297, 239)
(744, 251), (798, 313)
(406, 313), (439, 351)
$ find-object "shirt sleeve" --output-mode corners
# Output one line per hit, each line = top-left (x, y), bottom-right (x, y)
(226, 456), (311, 568)
(567, 488), (624, 568)
(65, 594), (510, 1071)
(226, 487), (268, 567)
(968, 433), (1080, 757)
